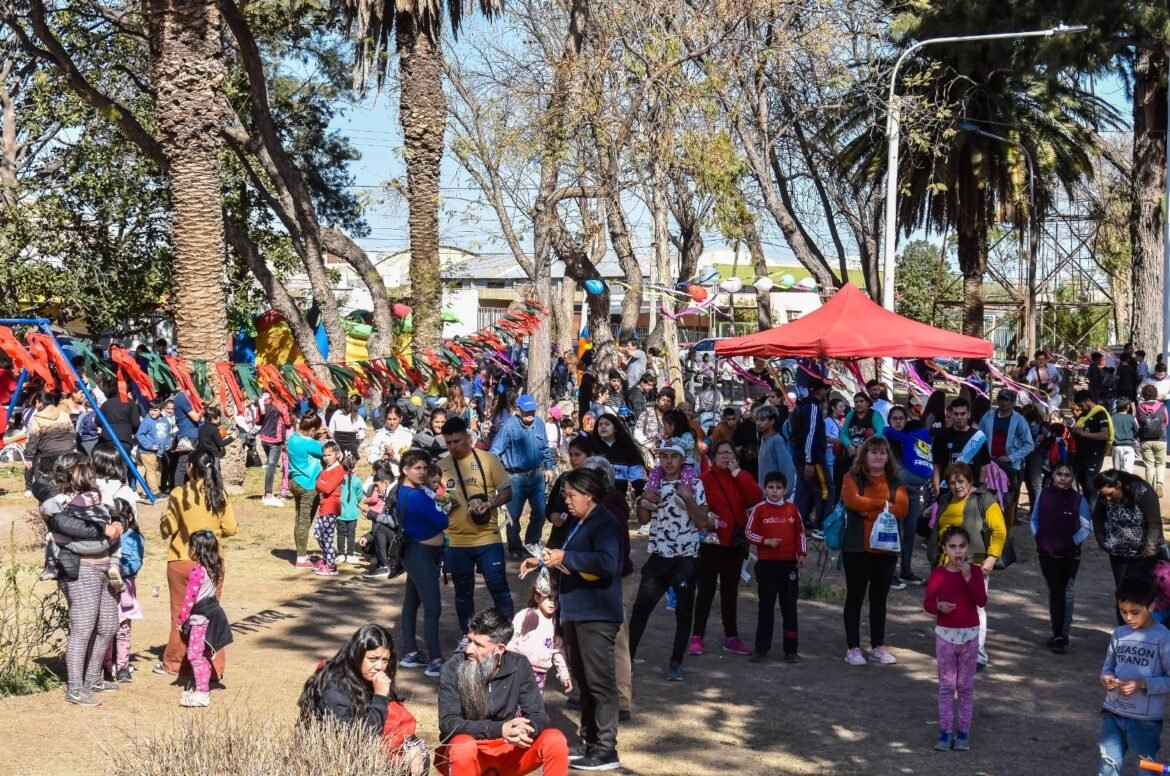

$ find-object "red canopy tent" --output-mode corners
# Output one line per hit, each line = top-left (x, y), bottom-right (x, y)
(714, 283), (993, 359)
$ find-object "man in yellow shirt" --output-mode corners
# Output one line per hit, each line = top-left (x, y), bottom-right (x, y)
(440, 417), (515, 635)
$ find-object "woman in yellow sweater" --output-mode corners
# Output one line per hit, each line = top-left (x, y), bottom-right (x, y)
(840, 437), (909, 666)
(929, 462), (1005, 670)
(157, 450), (237, 677)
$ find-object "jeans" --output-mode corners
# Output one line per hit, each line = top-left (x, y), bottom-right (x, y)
(842, 551), (897, 650)
(445, 543), (514, 635)
(336, 520), (357, 557)
(795, 464), (830, 528)
(504, 471), (547, 553)
(261, 441), (283, 496)
(172, 446), (194, 488)
(755, 559), (799, 656)
(628, 554), (698, 665)
(401, 542), (443, 661)
(1099, 712), (1162, 776)
(898, 470), (928, 577)
(289, 480), (318, 557)
(1110, 555), (1139, 625)
(692, 544), (744, 639)
(1024, 449), (1048, 508)
(1038, 554), (1079, 638)
(562, 620), (621, 755)
(1078, 458), (1104, 512)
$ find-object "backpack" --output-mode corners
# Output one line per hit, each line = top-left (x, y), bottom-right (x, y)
(371, 484), (407, 565)
(823, 501), (846, 551)
(76, 411), (100, 443)
(1142, 406), (1167, 440)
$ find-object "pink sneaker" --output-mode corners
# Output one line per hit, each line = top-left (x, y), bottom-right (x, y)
(313, 563), (339, 577)
(722, 637), (752, 656)
(687, 636), (704, 656)
(868, 646), (897, 665)
(294, 557), (313, 570)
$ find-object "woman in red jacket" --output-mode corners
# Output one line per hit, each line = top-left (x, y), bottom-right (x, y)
(313, 442), (345, 576)
(689, 439), (763, 656)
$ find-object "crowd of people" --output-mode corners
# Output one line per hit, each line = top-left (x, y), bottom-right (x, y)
(10, 336), (1170, 774)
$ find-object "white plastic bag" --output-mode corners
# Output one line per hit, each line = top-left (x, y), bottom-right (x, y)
(868, 501), (901, 553)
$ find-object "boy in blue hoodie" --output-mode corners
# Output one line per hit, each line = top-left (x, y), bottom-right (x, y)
(135, 399), (171, 494)
(1099, 576), (1170, 775)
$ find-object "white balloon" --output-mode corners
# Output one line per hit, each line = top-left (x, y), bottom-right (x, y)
(696, 264), (716, 281)
(753, 276), (774, 292)
(797, 277), (818, 290)
(719, 277), (744, 294)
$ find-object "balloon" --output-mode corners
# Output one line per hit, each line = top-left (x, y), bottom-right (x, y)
(687, 284), (708, 302)
(584, 279), (606, 296)
(719, 277), (744, 294)
(754, 276), (774, 292)
(392, 303), (412, 318)
(779, 273), (796, 289)
(797, 277), (818, 290)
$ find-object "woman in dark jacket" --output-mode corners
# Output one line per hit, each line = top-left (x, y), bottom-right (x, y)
(1093, 469), (1165, 614)
(691, 439), (762, 656)
(521, 468), (623, 771)
(99, 379), (141, 451)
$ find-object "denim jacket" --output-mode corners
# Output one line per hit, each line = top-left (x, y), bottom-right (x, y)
(977, 410), (1035, 471)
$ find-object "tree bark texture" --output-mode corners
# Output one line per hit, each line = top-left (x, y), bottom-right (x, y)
(651, 165), (682, 397)
(1129, 48), (1169, 357)
(553, 276), (577, 355)
(397, 15), (444, 351)
(957, 223), (987, 339)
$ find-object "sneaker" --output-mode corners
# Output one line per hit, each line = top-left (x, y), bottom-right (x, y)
(954, 731), (970, 751)
(363, 566), (391, 579)
(313, 563), (339, 577)
(152, 661), (171, 675)
(38, 568), (59, 582)
(889, 576), (907, 591)
(424, 659), (444, 678)
(900, 572), (926, 586)
(399, 652), (428, 669)
(809, 528), (825, 541)
(262, 496), (285, 507)
(843, 648), (867, 666)
(571, 750), (622, 771)
(934, 731), (954, 751)
(115, 668), (132, 683)
(722, 636), (752, 656)
(179, 690), (211, 707)
(785, 653), (802, 664)
(869, 646), (897, 665)
(23, 490), (33, 499)
(1050, 636), (1067, 655)
(568, 743), (590, 761)
(687, 635), (704, 656)
(294, 557), (314, 569)
(748, 651), (767, 664)
(976, 662), (986, 673)
(87, 679), (120, 692)
(388, 565), (405, 580)
(666, 661), (684, 682)
(64, 688), (101, 707)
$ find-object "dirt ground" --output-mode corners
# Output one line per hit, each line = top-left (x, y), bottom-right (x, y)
(0, 462), (1151, 775)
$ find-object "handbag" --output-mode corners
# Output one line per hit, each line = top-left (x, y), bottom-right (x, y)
(868, 501), (901, 553)
(994, 534), (1017, 570)
(823, 502), (846, 551)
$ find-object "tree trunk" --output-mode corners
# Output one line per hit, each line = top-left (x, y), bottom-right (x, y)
(553, 276), (577, 356)
(650, 164), (682, 396)
(397, 16), (444, 351)
(956, 224), (987, 339)
(1129, 48), (1169, 359)
(745, 219), (773, 331)
(525, 270), (552, 411)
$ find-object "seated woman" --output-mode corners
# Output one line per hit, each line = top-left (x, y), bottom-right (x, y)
(297, 624), (428, 775)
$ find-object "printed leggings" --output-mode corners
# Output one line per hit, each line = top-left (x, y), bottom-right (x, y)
(315, 515), (338, 567)
(61, 564), (119, 692)
(187, 622), (212, 693)
(936, 635), (978, 734)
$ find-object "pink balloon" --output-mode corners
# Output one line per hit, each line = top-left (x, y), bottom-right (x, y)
(392, 303), (413, 318)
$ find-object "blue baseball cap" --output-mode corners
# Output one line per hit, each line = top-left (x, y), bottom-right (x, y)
(516, 394), (538, 412)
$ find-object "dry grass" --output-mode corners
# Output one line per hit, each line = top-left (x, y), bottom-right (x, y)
(102, 709), (414, 776)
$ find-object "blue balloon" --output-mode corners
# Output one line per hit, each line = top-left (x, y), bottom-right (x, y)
(584, 279), (606, 296)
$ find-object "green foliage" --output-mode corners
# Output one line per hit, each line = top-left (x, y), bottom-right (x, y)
(1042, 285), (1112, 351)
(0, 554), (68, 698)
(894, 239), (961, 330)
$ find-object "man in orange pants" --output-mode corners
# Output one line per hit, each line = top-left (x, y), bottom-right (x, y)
(437, 609), (569, 776)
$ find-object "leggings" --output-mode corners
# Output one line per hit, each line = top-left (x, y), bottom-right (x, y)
(315, 515), (338, 567)
(103, 620), (133, 673)
(336, 520), (357, 557)
(1039, 554), (1078, 639)
(692, 543), (744, 639)
(628, 554), (697, 664)
(842, 551), (897, 650)
(187, 622), (212, 693)
(289, 480), (318, 556)
(61, 564), (120, 692)
(936, 636), (978, 734)
(401, 542), (444, 661)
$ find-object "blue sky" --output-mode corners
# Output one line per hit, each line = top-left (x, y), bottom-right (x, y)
(328, 35), (1134, 265)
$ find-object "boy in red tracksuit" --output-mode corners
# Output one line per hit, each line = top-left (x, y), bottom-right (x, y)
(313, 442), (346, 576)
(745, 471), (806, 664)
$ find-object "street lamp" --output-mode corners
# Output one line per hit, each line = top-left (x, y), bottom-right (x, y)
(880, 23), (1088, 320)
(957, 121), (1038, 358)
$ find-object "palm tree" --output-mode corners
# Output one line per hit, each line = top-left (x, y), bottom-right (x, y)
(839, 26), (1120, 338)
(336, 0), (503, 350)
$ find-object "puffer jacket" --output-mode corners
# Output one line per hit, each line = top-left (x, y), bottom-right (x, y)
(26, 405), (76, 459)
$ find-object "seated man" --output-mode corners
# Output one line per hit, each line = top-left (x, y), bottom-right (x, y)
(438, 608), (569, 776)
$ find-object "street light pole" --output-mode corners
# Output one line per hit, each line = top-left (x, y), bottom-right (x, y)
(957, 123), (1038, 357)
(880, 23), (1088, 319)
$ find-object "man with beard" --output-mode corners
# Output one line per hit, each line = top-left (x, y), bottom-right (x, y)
(437, 608), (569, 776)
(489, 394), (555, 561)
